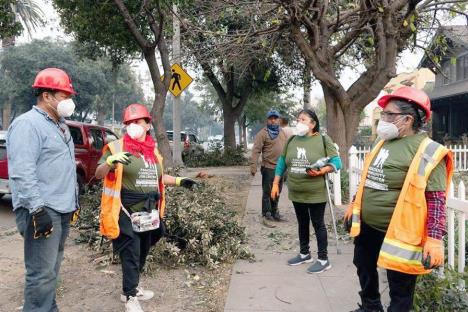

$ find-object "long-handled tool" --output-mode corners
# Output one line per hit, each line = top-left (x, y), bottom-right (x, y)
(307, 157), (342, 255)
(324, 173), (342, 255)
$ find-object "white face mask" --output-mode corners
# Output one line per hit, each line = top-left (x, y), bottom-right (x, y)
(376, 118), (405, 141)
(56, 98), (76, 117)
(126, 123), (145, 140)
(295, 122), (309, 136)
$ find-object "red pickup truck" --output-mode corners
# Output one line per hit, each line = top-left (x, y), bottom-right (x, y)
(0, 121), (119, 197)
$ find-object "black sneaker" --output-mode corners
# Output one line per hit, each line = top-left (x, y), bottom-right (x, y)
(263, 212), (275, 221)
(272, 213), (287, 222)
(349, 304), (384, 312)
(307, 260), (332, 273)
(287, 253), (314, 266)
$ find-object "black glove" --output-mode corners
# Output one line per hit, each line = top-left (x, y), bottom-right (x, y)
(32, 208), (53, 239)
(177, 177), (198, 189)
(344, 217), (352, 233)
(422, 255), (432, 270)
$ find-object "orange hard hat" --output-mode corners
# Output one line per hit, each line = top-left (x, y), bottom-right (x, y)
(123, 103), (152, 124)
(32, 68), (77, 95)
(378, 86), (431, 120)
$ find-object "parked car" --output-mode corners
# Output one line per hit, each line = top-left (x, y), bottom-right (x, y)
(166, 130), (205, 160)
(0, 121), (119, 198)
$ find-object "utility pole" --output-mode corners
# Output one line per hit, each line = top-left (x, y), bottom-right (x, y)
(172, 3), (183, 166)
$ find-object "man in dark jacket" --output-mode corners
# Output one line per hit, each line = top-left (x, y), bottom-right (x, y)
(250, 110), (287, 225)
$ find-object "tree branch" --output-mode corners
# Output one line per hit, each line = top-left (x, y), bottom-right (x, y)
(143, 0), (164, 48)
(113, 0), (150, 50)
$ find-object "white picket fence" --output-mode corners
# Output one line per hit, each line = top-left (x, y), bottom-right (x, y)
(344, 144), (468, 277)
(450, 144), (468, 172)
(447, 181), (467, 276)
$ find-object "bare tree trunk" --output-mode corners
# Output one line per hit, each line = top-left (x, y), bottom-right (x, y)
(242, 115), (247, 149)
(96, 110), (106, 125)
(223, 107), (237, 150)
(2, 101), (12, 130)
(237, 119), (242, 146)
(143, 49), (172, 167)
(1, 36), (15, 129)
(303, 62), (311, 109)
(323, 86), (361, 168)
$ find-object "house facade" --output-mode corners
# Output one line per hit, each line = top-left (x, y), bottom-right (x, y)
(420, 26), (468, 143)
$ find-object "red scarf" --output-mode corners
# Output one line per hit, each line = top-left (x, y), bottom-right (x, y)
(123, 133), (157, 164)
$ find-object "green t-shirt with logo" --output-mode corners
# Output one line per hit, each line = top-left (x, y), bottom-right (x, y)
(283, 134), (338, 203)
(361, 132), (447, 232)
(100, 151), (162, 212)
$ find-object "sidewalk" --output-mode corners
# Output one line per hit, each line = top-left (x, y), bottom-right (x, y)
(224, 174), (389, 312)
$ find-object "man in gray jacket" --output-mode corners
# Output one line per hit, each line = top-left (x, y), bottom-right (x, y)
(250, 110), (287, 224)
(7, 68), (79, 312)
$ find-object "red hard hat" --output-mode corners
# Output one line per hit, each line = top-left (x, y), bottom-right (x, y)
(378, 86), (431, 120)
(123, 103), (152, 124)
(32, 68), (77, 95)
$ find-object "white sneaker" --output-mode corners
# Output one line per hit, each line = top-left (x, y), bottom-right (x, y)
(125, 296), (144, 312)
(121, 286), (154, 302)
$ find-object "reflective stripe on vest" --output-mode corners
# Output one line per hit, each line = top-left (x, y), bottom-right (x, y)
(103, 186), (120, 198)
(418, 141), (440, 177)
(380, 238), (423, 265)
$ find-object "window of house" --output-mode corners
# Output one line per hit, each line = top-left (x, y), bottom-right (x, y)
(457, 57), (464, 81)
(464, 55), (468, 79)
(442, 61), (451, 85)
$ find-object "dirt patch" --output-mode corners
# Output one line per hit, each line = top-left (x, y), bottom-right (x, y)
(0, 166), (251, 312)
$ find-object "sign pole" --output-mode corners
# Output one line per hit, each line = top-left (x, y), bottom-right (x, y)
(172, 3), (183, 166)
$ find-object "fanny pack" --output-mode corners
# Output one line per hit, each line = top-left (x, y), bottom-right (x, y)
(122, 206), (160, 232)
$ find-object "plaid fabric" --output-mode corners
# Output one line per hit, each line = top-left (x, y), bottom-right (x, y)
(425, 191), (446, 240)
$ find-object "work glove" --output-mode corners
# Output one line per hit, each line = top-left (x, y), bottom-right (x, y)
(71, 208), (80, 224)
(306, 165), (333, 177)
(31, 208), (53, 239)
(106, 152), (132, 166)
(176, 177), (198, 189)
(270, 183), (280, 200)
(422, 237), (444, 269)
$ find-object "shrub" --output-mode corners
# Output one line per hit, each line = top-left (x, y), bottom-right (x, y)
(413, 270), (468, 312)
(184, 144), (247, 167)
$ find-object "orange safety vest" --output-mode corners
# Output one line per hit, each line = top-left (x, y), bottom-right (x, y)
(350, 137), (453, 275)
(99, 139), (166, 240)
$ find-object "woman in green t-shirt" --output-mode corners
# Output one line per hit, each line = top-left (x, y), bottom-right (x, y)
(271, 109), (342, 274)
(95, 103), (197, 312)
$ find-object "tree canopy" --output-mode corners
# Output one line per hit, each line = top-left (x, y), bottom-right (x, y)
(0, 39), (143, 126)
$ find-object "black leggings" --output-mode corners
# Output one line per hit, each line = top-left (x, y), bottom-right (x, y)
(119, 231), (153, 297)
(292, 201), (328, 260)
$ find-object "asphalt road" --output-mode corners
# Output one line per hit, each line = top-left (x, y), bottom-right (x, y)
(0, 195), (15, 233)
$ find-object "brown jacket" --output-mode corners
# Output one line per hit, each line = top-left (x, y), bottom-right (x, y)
(250, 127), (287, 172)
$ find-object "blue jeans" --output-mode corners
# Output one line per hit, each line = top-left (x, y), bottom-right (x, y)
(15, 207), (71, 312)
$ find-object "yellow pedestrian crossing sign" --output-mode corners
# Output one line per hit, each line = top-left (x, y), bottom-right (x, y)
(162, 64), (193, 97)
